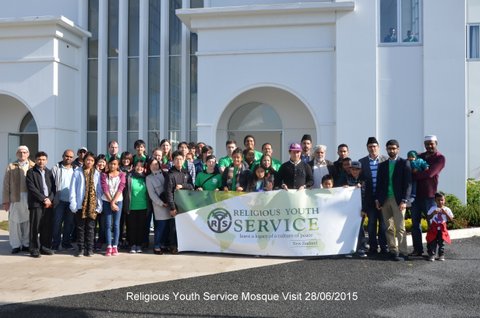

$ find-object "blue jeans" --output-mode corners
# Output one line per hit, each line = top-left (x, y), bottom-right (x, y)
(103, 201), (123, 247)
(411, 197), (436, 253)
(154, 219), (169, 249)
(366, 205), (388, 252)
(52, 201), (74, 248)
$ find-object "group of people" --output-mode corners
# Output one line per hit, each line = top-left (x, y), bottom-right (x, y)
(2, 133), (450, 262)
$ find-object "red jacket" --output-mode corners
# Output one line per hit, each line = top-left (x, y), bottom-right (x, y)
(426, 222), (451, 244)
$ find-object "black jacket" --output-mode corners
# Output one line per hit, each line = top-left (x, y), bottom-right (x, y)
(276, 161), (313, 189)
(376, 158), (412, 206)
(166, 166), (194, 210)
(26, 166), (55, 209)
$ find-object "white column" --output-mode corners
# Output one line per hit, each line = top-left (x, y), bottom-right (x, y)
(118, 0), (128, 150)
(181, 0), (190, 142)
(139, 0), (149, 141)
(97, 0), (108, 153)
(160, 1), (170, 139)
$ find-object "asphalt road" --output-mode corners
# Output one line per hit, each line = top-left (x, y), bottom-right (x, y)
(2, 236), (480, 318)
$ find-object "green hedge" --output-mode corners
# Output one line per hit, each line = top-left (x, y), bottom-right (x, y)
(445, 179), (480, 229)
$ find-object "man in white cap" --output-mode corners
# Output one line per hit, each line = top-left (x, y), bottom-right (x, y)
(276, 143), (313, 190)
(2, 146), (35, 253)
(409, 135), (446, 257)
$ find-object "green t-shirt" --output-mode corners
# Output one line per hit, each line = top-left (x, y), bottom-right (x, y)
(195, 172), (222, 191)
(130, 176), (148, 210)
(387, 160), (395, 198)
(218, 156), (233, 170)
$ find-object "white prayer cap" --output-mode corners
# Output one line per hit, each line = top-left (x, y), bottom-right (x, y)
(424, 135), (438, 142)
(17, 145), (29, 153)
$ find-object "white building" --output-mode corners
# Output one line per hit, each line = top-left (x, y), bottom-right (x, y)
(0, 0), (479, 202)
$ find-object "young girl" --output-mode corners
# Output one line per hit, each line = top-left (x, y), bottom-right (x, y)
(69, 152), (102, 257)
(100, 157), (126, 256)
(222, 148), (251, 192)
(195, 155), (222, 191)
(146, 158), (170, 254)
(426, 192), (454, 262)
(119, 151), (133, 249)
(247, 165), (273, 192)
(94, 154), (107, 250)
(126, 160), (148, 253)
(159, 139), (173, 170)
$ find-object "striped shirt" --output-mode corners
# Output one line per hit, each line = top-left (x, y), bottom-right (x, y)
(369, 156), (380, 194)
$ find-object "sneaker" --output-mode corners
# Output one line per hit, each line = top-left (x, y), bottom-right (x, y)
(130, 245), (137, 254)
(428, 255), (435, 262)
(75, 249), (84, 257)
(357, 250), (368, 258)
(438, 255), (445, 261)
(105, 246), (112, 256)
(112, 246), (119, 256)
(136, 247), (143, 254)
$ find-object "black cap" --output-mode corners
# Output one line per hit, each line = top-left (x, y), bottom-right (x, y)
(301, 134), (312, 142)
(367, 137), (378, 145)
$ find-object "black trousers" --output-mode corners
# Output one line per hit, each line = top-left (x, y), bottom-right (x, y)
(75, 212), (96, 251)
(29, 207), (53, 250)
(127, 209), (147, 246)
(427, 230), (445, 256)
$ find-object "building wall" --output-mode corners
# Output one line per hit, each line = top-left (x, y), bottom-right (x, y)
(467, 0), (480, 179)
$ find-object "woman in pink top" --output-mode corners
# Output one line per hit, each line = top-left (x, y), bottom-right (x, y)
(100, 157), (126, 256)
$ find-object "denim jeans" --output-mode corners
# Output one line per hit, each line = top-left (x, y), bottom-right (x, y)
(366, 205), (388, 252)
(154, 219), (169, 249)
(103, 201), (123, 247)
(52, 201), (74, 248)
(411, 197), (436, 253)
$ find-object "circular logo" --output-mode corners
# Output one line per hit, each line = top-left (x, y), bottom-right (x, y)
(207, 208), (232, 233)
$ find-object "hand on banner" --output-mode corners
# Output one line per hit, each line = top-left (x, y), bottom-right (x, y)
(170, 209), (177, 217)
(3, 202), (10, 212)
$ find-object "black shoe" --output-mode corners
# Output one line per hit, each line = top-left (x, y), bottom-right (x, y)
(75, 249), (84, 257)
(62, 244), (75, 250)
(40, 247), (55, 255)
(408, 251), (423, 257)
(84, 250), (94, 257)
(393, 253), (408, 262)
(21, 246), (30, 252)
(11, 247), (21, 254)
(169, 247), (178, 255)
(30, 249), (41, 258)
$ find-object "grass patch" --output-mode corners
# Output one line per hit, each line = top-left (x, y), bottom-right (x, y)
(0, 220), (8, 231)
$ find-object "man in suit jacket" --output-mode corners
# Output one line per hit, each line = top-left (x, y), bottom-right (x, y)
(309, 144), (335, 189)
(359, 137), (389, 255)
(26, 151), (55, 258)
(375, 140), (412, 261)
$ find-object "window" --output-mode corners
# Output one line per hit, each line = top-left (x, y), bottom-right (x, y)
(468, 25), (480, 59)
(380, 0), (421, 44)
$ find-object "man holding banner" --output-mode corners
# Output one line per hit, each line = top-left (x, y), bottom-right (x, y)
(276, 143), (313, 190)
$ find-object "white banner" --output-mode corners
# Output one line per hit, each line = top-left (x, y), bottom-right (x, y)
(176, 187), (362, 257)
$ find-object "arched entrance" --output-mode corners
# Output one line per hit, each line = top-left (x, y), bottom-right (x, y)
(217, 86), (316, 162)
(228, 102), (283, 157)
(0, 94), (38, 163)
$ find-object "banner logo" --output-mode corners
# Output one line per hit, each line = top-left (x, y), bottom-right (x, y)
(207, 208), (232, 233)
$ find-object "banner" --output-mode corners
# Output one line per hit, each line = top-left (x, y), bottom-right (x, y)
(175, 187), (362, 257)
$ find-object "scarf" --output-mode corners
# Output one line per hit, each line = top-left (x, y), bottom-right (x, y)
(81, 168), (97, 220)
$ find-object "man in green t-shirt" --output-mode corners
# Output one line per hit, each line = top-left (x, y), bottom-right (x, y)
(218, 140), (237, 173)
